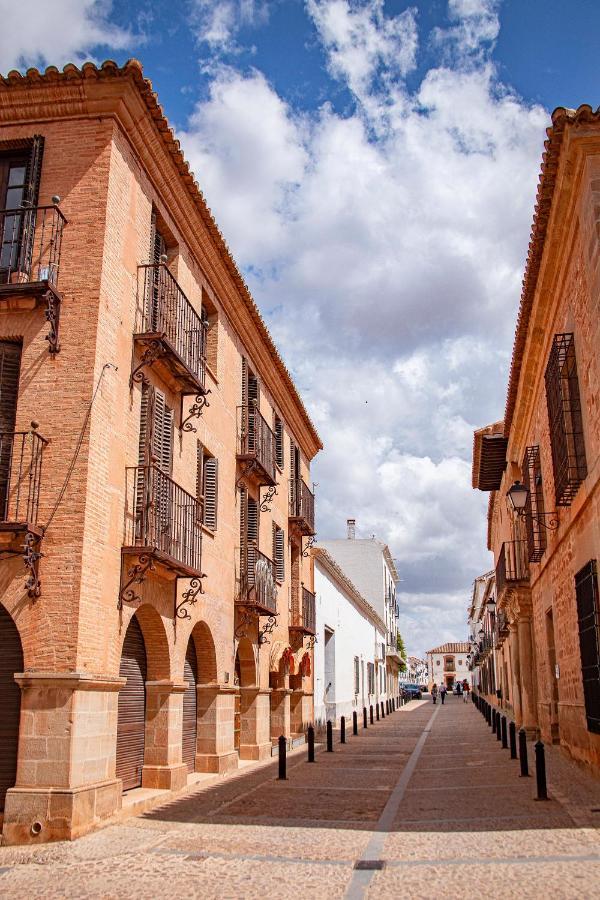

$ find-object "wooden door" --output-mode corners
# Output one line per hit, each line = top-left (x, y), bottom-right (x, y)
(116, 617), (147, 792)
(182, 638), (198, 773)
(0, 605), (23, 811)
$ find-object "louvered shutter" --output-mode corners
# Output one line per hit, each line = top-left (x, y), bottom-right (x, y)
(196, 441), (204, 524)
(247, 495), (259, 543)
(204, 456), (218, 531)
(152, 388), (173, 474)
(0, 606), (23, 811)
(576, 561), (600, 734)
(0, 342), (21, 520)
(182, 638), (198, 773)
(247, 371), (259, 454)
(275, 418), (283, 469)
(148, 211), (167, 330)
(272, 524), (285, 582)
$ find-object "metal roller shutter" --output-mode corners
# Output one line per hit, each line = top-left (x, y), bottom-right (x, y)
(182, 639), (198, 773)
(0, 605), (23, 811)
(116, 617), (147, 791)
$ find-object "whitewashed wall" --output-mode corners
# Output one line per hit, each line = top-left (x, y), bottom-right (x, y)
(428, 652), (473, 689)
(314, 559), (387, 726)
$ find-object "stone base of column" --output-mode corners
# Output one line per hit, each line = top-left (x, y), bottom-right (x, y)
(1, 778), (121, 845)
(195, 750), (239, 774)
(141, 763), (188, 792)
(239, 742), (272, 761)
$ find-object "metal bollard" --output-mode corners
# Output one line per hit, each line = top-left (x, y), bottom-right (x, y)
(363, 706), (368, 729)
(370, 704), (374, 724)
(307, 725), (315, 762)
(496, 713), (502, 742)
(519, 728), (529, 777)
(327, 720), (333, 752)
(381, 702), (385, 719)
(353, 710), (358, 735)
(376, 703), (380, 721)
(509, 721), (517, 760)
(278, 735), (287, 779)
(341, 715), (346, 744)
(501, 715), (508, 749)
(491, 708), (496, 731)
(534, 741), (548, 800)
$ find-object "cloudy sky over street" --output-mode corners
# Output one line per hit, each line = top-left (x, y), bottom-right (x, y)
(3, 0), (598, 655)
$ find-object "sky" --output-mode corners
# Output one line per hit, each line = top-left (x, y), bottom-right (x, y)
(2, 0), (598, 657)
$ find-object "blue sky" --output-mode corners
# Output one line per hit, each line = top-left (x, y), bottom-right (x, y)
(1, 1), (597, 655)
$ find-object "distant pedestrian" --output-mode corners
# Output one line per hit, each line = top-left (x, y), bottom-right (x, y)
(440, 685), (447, 705)
(463, 681), (470, 703)
(431, 683), (438, 704)
(456, 682), (463, 696)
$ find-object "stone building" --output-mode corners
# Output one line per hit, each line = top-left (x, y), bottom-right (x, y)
(472, 105), (600, 770)
(426, 643), (471, 691)
(312, 547), (387, 726)
(0, 59), (321, 844)
(319, 521), (402, 698)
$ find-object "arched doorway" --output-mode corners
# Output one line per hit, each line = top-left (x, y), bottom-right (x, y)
(0, 605), (23, 811)
(182, 637), (198, 773)
(116, 616), (147, 791)
(235, 638), (257, 756)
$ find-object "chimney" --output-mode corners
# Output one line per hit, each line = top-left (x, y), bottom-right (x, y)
(347, 518), (356, 540)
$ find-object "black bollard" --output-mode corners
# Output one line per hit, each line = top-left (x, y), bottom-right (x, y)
(307, 725), (315, 762)
(370, 705), (374, 724)
(496, 713), (502, 742)
(534, 741), (548, 800)
(381, 701), (385, 719)
(341, 716), (346, 744)
(501, 716), (508, 749)
(327, 720), (333, 752)
(491, 708), (496, 731)
(353, 710), (358, 735)
(509, 721), (517, 760)
(363, 706), (368, 729)
(376, 703), (380, 721)
(278, 735), (287, 780)
(519, 728), (529, 777)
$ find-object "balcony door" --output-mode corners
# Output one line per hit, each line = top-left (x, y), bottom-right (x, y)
(137, 383), (174, 551)
(0, 137), (43, 284)
(0, 341), (21, 520)
(241, 357), (259, 452)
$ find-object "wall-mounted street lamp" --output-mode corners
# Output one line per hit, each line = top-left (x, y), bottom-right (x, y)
(506, 480), (559, 530)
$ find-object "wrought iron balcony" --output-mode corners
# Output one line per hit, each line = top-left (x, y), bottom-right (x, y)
(237, 541), (277, 615)
(122, 465), (203, 578)
(133, 264), (207, 394)
(496, 540), (529, 598)
(0, 205), (66, 353)
(290, 584), (316, 636)
(237, 404), (277, 487)
(289, 477), (315, 535)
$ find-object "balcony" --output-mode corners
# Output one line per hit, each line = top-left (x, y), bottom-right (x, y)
(290, 585), (316, 636)
(289, 477), (315, 536)
(237, 404), (277, 487)
(0, 205), (67, 354)
(237, 542), (277, 615)
(0, 426), (48, 597)
(122, 465), (203, 579)
(133, 264), (207, 394)
(496, 540), (529, 598)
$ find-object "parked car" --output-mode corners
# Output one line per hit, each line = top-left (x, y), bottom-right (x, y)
(401, 683), (422, 701)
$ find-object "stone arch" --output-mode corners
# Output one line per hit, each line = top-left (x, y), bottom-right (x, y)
(190, 621), (218, 685)
(235, 637), (256, 687)
(125, 604), (171, 681)
(0, 603), (24, 811)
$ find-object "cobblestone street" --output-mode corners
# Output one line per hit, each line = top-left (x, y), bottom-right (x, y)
(1, 697), (600, 899)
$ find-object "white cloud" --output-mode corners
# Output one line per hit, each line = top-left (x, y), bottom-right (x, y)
(179, 0), (547, 656)
(190, 0), (270, 57)
(0, 0), (132, 72)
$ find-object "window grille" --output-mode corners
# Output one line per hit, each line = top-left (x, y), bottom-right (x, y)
(545, 333), (587, 506)
(576, 561), (600, 734)
(523, 445), (546, 562)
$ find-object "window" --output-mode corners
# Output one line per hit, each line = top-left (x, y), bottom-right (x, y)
(139, 384), (174, 473)
(196, 442), (218, 530)
(436, 660), (440, 666)
(545, 333), (587, 506)
(522, 444), (547, 561)
(354, 656), (360, 695)
(274, 416), (284, 470)
(458, 659), (462, 666)
(201, 289), (218, 375)
(0, 341), (22, 516)
(272, 523), (285, 583)
(1, 136), (44, 282)
(576, 560), (600, 734)
(367, 662), (375, 695)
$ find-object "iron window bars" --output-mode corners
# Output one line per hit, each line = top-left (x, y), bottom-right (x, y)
(545, 333), (587, 506)
(576, 560), (600, 734)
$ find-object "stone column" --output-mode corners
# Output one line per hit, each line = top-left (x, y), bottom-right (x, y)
(196, 683), (238, 774)
(270, 688), (292, 741)
(2, 672), (124, 845)
(239, 687), (272, 760)
(142, 680), (188, 792)
(508, 623), (522, 727)
(518, 615), (538, 736)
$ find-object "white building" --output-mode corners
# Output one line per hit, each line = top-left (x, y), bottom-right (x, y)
(426, 643), (472, 691)
(313, 547), (387, 725)
(319, 520), (403, 697)
(405, 656), (428, 685)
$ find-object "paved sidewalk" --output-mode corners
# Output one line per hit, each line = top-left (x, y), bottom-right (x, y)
(1, 697), (600, 898)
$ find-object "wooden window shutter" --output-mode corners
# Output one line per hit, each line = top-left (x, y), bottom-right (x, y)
(576, 560), (600, 734)
(196, 441), (204, 524)
(274, 417), (284, 469)
(22, 136), (44, 208)
(204, 457), (218, 531)
(0, 341), (21, 435)
(247, 495), (259, 544)
(272, 524), (285, 582)
(241, 356), (248, 407)
(239, 486), (248, 547)
(152, 388), (174, 475)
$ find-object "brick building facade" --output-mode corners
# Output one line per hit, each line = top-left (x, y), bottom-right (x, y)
(0, 60), (321, 844)
(472, 105), (600, 772)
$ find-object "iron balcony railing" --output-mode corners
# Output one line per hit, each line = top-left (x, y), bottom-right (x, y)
(237, 404), (277, 484)
(496, 540), (529, 597)
(124, 465), (202, 574)
(0, 428), (47, 525)
(0, 205), (66, 287)
(289, 477), (315, 533)
(290, 585), (316, 634)
(237, 541), (277, 614)
(138, 264), (207, 387)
